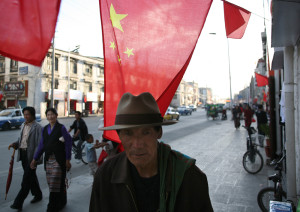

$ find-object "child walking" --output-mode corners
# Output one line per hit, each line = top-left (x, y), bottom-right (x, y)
(85, 134), (107, 176)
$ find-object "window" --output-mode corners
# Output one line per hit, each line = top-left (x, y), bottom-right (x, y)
(85, 64), (92, 77)
(54, 79), (59, 89)
(0, 76), (4, 89)
(55, 57), (58, 71)
(10, 60), (18, 72)
(71, 81), (77, 90)
(72, 61), (77, 74)
(10, 77), (18, 82)
(100, 67), (104, 75)
(89, 83), (92, 92)
(0, 56), (5, 73)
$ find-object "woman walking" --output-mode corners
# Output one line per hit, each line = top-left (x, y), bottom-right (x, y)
(30, 108), (72, 212)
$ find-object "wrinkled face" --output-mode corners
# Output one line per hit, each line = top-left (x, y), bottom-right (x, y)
(23, 110), (34, 123)
(118, 127), (162, 171)
(46, 111), (57, 124)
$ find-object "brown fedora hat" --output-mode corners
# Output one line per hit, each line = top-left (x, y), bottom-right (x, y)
(99, 92), (177, 130)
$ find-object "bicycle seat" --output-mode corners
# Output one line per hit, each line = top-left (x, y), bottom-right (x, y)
(268, 173), (281, 182)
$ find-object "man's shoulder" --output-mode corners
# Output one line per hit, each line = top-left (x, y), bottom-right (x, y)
(96, 152), (126, 175)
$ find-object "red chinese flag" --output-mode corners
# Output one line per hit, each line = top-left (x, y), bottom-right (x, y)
(255, 72), (269, 87)
(223, 1), (251, 39)
(0, 0), (61, 66)
(100, 0), (212, 142)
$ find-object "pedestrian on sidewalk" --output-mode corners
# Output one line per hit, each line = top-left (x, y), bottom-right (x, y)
(255, 104), (268, 135)
(68, 111), (88, 163)
(243, 104), (254, 128)
(30, 108), (72, 212)
(8, 107), (43, 211)
(90, 92), (213, 212)
(85, 134), (108, 176)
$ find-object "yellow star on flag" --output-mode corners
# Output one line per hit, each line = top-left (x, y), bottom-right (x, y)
(110, 41), (116, 50)
(124, 48), (134, 58)
(117, 55), (121, 65)
(110, 4), (128, 32)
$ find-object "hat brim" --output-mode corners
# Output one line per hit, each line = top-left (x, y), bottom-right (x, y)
(98, 120), (177, 131)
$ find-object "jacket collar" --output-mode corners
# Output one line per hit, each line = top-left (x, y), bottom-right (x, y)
(111, 152), (132, 185)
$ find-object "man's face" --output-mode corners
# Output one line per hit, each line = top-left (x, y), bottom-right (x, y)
(75, 113), (80, 120)
(118, 127), (162, 171)
(23, 110), (34, 123)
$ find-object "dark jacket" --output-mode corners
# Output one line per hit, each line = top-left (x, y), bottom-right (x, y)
(70, 118), (88, 140)
(90, 151), (213, 212)
(43, 123), (66, 171)
(256, 110), (268, 125)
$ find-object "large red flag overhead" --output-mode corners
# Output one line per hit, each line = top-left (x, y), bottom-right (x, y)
(223, 1), (251, 39)
(100, 0), (212, 142)
(0, 0), (61, 66)
(255, 72), (269, 87)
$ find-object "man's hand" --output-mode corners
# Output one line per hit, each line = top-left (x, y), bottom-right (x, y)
(66, 160), (71, 172)
(95, 142), (108, 149)
(8, 143), (17, 150)
(30, 160), (37, 169)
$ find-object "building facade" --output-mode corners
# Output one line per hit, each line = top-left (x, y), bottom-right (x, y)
(0, 48), (104, 118)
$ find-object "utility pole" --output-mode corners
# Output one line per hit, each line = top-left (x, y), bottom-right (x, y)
(50, 36), (55, 108)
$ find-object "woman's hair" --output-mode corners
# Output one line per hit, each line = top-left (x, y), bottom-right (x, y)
(22, 106), (36, 120)
(45, 108), (58, 116)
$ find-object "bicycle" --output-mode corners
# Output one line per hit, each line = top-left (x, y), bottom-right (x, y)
(242, 126), (264, 174)
(72, 139), (88, 165)
(257, 154), (295, 212)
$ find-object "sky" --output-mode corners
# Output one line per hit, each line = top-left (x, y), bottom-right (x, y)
(55, 0), (271, 100)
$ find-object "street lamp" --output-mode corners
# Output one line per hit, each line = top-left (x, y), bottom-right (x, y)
(209, 32), (233, 108)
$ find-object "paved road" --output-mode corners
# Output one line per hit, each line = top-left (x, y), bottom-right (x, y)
(0, 109), (272, 211)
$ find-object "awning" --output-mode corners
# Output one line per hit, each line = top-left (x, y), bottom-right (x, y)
(271, 50), (284, 70)
(271, 0), (300, 47)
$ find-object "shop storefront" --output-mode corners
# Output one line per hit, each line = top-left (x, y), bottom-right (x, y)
(69, 89), (82, 114)
(86, 92), (98, 114)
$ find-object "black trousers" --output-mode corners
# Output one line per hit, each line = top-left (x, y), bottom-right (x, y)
(13, 149), (42, 207)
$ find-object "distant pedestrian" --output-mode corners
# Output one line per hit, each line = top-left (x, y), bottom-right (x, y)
(68, 111), (88, 163)
(31, 108), (72, 212)
(232, 105), (241, 129)
(243, 104), (254, 128)
(85, 134), (108, 176)
(256, 104), (268, 135)
(8, 107), (43, 211)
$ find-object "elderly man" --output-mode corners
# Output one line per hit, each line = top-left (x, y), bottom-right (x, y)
(8, 107), (43, 211)
(90, 92), (213, 212)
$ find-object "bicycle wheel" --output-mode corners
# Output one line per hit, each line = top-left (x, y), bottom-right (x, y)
(257, 187), (275, 212)
(81, 145), (88, 165)
(242, 150), (263, 174)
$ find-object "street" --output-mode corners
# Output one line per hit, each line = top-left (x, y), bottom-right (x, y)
(0, 109), (272, 211)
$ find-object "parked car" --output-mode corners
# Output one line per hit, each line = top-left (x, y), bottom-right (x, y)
(0, 108), (41, 130)
(177, 106), (192, 115)
(189, 105), (197, 112)
(163, 107), (180, 121)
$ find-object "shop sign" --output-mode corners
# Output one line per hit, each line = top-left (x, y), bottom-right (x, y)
(87, 92), (98, 102)
(49, 89), (65, 100)
(70, 89), (82, 101)
(19, 66), (28, 75)
(3, 81), (25, 96)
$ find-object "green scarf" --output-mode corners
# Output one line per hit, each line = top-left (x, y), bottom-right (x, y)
(159, 142), (195, 212)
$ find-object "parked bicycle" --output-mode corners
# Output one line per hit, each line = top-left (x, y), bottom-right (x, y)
(257, 154), (295, 212)
(72, 139), (88, 164)
(242, 126), (263, 174)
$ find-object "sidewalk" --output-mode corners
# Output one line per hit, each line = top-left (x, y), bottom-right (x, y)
(1, 173), (94, 212)
(1, 116), (272, 212)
